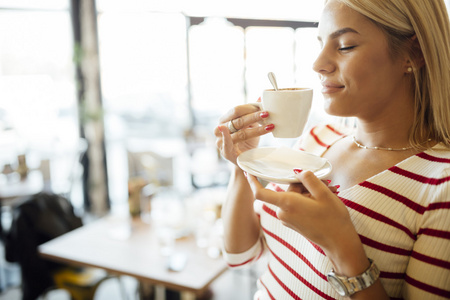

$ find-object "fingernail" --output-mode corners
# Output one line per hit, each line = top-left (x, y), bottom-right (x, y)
(218, 126), (223, 133)
(257, 97), (261, 102)
(265, 124), (275, 131)
(327, 180), (331, 184)
(260, 111), (269, 118)
(293, 168), (303, 174)
(335, 185), (341, 189)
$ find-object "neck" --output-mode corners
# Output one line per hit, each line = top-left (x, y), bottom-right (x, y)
(354, 122), (413, 150)
(355, 104), (415, 150)
(354, 81), (418, 148)
(351, 71), (419, 149)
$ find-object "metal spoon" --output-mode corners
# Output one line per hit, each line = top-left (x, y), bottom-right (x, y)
(267, 72), (279, 91)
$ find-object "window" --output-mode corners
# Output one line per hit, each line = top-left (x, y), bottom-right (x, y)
(0, 1), (81, 205)
(97, 2), (325, 205)
(1, 0), (326, 210)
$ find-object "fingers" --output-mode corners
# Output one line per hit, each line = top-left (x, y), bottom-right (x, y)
(294, 171), (332, 201)
(214, 105), (266, 138)
(288, 176), (338, 195)
(218, 104), (268, 136)
(286, 182), (309, 194)
(220, 124), (237, 155)
(232, 123), (274, 143)
(246, 174), (281, 206)
(215, 125), (238, 164)
(218, 103), (260, 124)
(215, 120), (273, 146)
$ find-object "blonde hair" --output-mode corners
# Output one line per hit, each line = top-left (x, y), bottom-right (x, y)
(330, 0), (450, 149)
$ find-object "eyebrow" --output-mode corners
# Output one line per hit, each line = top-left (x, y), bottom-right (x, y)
(317, 27), (360, 42)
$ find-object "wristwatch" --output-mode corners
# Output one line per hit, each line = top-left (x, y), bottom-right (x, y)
(327, 258), (380, 297)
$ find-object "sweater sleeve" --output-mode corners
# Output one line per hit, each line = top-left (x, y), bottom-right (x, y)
(221, 200), (267, 268)
(222, 236), (265, 268)
(403, 168), (450, 299)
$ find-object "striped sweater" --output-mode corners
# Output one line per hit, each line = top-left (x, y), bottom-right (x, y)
(223, 124), (450, 299)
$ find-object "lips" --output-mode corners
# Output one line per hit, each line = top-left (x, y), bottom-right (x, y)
(321, 81), (345, 94)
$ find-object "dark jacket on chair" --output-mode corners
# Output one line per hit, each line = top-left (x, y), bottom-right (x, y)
(4, 192), (83, 300)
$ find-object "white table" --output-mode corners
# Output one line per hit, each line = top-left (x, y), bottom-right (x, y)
(38, 215), (228, 300)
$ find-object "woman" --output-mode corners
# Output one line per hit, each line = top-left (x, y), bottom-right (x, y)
(215, 0), (450, 299)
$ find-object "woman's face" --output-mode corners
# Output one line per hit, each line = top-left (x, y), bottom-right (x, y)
(313, 0), (409, 120)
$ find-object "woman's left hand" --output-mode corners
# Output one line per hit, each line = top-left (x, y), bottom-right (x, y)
(245, 171), (356, 254)
(247, 171), (391, 299)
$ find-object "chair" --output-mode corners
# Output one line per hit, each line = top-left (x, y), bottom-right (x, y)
(4, 192), (124, 300)
(44, 266), (122, 300)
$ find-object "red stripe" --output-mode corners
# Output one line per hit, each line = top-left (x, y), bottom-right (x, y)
(259, 278), (276, 300)
(256, 238), (266, 261)
(417, 228), (450, 239)
(325, 124), (346, 136)
(359, 181), (426, 214)
(341, 197), (416, 240)
(267, 248), (336, 300)
(268, 265), (303, 300)
(262, 204), (326, 255)
(359, 235), (412, 256)
(263, 204), (278, 218)
(227, 237), (265, 268)
(405, 274), (450, 298)
(269, 183), (285, 192)
(411, 250), (450, 269)
(428, 201), (450, 210)
(389, 166), (450, 185)
(262, 226), (327, 281)
(309, 241), (326, 255)
(417, 152), (450, 163)
(310, 126), (330, 148)
(227, 256), (256, 268)
(380, 271), (405, 279)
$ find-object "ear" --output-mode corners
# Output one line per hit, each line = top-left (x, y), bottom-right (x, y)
(408, 35), (425, 69)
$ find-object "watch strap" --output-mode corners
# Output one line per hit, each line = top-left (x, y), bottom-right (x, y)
(329, 258), (380, 296)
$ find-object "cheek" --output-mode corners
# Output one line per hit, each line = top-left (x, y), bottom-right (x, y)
(345, 54), (397, 95)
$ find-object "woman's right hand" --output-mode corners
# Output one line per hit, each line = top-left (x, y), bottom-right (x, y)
(214, 102), (274, 166)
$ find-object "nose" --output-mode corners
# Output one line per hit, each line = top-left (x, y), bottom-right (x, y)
(312, 47), (335, 76)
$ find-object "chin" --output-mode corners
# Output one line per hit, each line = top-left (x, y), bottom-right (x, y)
(324, 101), (354, 118)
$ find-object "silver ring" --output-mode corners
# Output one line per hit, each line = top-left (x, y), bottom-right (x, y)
(227, 119), (238, 133)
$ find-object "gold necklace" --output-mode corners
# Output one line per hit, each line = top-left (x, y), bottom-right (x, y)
(351, 136), (428, 151)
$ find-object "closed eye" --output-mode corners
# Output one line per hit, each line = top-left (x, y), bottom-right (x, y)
(339, 46), (356, 51)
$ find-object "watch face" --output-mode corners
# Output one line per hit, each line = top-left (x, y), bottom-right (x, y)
(327, 275), (347, 296)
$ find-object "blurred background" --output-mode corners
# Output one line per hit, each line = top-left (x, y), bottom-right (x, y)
(0, 0), (449, 299)
(0, 0), (336, 215)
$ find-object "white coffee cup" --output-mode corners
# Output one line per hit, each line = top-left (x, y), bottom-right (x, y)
(260, 88), (313, 138)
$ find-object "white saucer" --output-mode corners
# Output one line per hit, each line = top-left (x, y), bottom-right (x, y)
(237, 147), (332, 184)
